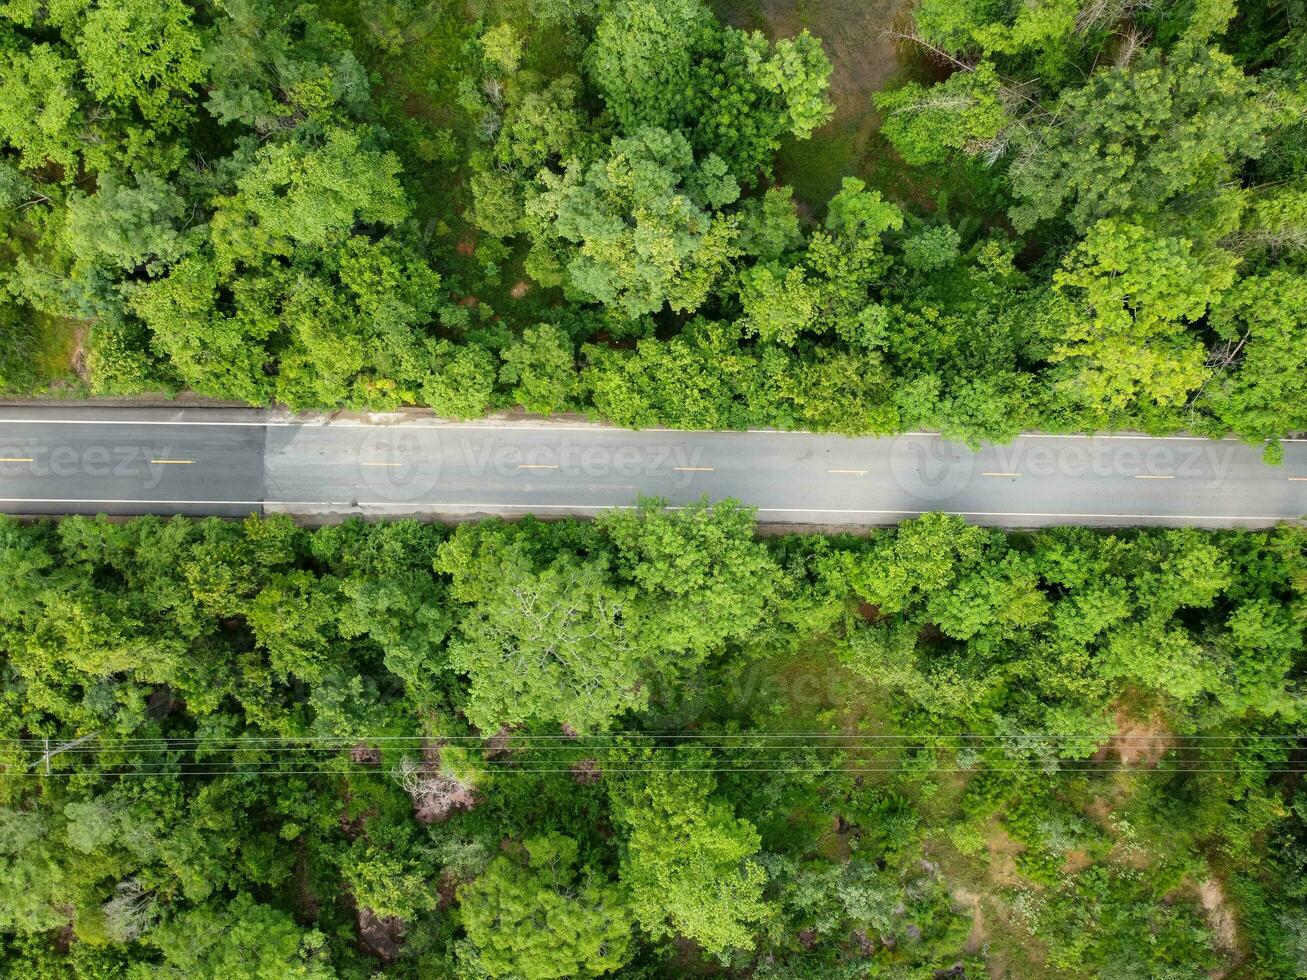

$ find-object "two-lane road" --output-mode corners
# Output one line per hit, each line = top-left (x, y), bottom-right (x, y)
(1, 406), (1303, 527)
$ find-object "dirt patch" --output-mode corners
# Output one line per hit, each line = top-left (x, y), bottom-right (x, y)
(70, 324), (90, 384)
(1094, 707), (1174, 768)
(857, 600), (885, 622)
(984, 824), (1025, 888)
(1198, 878), (1240, 955)
(350, 743), (382, 766)
(354, 902), (406, 963)
(481, 724), (516, 759)
(292, 842), (320, 924)
(571, 758), (602, 785)
(509, 280), (532, 299)
(1085, 797), (1113, 825)
(1061, 849), (1093, 874)
(952, 887), (988, 954)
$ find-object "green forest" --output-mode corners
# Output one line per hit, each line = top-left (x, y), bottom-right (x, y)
(0, 505), (1303, 976)
(1, 0), (1305, 444)
(2, 0), (1307, 977)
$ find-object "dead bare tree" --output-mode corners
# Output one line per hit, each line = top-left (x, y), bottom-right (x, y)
(102, 879), (159, 943)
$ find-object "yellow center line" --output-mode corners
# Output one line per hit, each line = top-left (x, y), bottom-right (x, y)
(674, 467), (715, 472)
(982, 472), (1022, 478)
(361, 462), (404, 467)
(518, 464), (560, 470)
(0, 457), (34, 462)
(1289, 477), (1307, 481)
(828, 469), (867, 475)
(150, 459), (193, 465)
(1135, 474), (1173, 480)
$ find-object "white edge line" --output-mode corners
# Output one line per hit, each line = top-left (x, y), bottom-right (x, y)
(1, 499), (1293, 521)
(1, 418), (1303, 443)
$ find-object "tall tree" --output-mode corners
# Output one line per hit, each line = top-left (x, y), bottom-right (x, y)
(459, 833), (634, 979)
(525, 127), (740, 318)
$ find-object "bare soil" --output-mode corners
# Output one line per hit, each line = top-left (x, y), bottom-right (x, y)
(984, 824), (1025, 888)
(1094, 706), (1175, 768)
(714, 0), (910, 121)
(713, 0), (914, 207)
(1197, 878), (1240, 955)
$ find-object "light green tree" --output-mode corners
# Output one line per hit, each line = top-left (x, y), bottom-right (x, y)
(875, 63), (1010, 166)
(1200, 272), (1307, 441)
(459, 833), (634, 979)
(0, 43), (82, 173)
(526, 127), (739, 318)
(1050, 219), (1237, 413)
(143, 893), (334, 979)
(611, 767), (771, 955)
(1009, 45), (1285, 233)
(499, 323), (579, 414)
(73, 0), (205, 127)
(437, 528), (647, 732)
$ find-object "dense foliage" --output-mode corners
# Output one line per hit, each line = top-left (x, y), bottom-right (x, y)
(1, 0), (1304, 446)
(0, 505), (1303, 977)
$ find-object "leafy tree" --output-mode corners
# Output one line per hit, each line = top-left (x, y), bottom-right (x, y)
(1199, 271), (1307, 441)
(876, 63), (1010, 166)
(64, 172), (191, 275)
(142, 893), (333, 979)
(421, 340), (497, 419)
(600, 498), (778, 660)
(499, 323), (579, 414)
(338, 824), (437, 921)
(73, 0), (206, 128)
(1009, 45), (1286, 233)
(0, 43), (82, 173)
(208, 127), (407, 269)
(611, 767), (772, 955)
(202, 0), (371, 133)
(526, 127), (740, 318)
(133, 128), (442, 409)
(459, 833), (634, 978)
(1049, 219), (1237, 414)
(586, 0), (831, 180)
(586, 0), (714, 134)
(437, 525), (648, 732)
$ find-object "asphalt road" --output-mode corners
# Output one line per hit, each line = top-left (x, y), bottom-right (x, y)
(1, 406), (1303, 528)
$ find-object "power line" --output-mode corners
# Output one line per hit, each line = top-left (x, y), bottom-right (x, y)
(3, 732), (1302, 744)
(6, 761), (1306, 779)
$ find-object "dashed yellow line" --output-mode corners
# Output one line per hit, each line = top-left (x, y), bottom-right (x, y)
(361, 462), (404, 468)
(1135, 474), (1174, 480)
(828, 469), (867, 475)
(149, 459), (193, 465)
(982, 472), (1022, 478)
(0, 457), (34, 463)
(1289, 477), (1307, 481)
(518, 463), (560, 470)
(674, 467), (715, 472)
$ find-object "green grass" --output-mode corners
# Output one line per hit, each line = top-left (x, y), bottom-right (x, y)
(0, 311), (81, 394)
